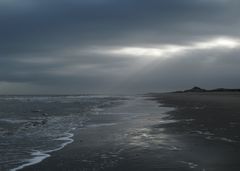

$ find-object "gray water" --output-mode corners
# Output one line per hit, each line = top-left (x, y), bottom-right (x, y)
(0, 95), (126, 171)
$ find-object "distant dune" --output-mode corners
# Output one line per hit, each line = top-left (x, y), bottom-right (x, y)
(174, 86), (240, 93)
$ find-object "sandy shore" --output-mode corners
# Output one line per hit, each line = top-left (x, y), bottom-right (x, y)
(19, 93), (240, 171)
(152, 92), (240, 171)
(20, 97), (181, 171)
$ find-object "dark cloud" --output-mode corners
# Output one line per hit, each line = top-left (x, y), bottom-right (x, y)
(0, 0), (240, 94)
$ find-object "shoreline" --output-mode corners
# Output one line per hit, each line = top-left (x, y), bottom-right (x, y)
(11, 132), (74, 171)
(15, 93), (240, 171)
(19, 96), (178, 171)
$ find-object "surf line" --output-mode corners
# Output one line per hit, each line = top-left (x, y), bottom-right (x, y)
(10, 132), (74, 171)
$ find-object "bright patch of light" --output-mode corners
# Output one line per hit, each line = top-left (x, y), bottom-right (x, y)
(194, 37), (240, 49)
(112, 47), (164, 57)
(111, 45), (185, 58)
(109, 37), (240, 58)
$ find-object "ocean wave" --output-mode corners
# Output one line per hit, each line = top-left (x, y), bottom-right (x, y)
(0, 118), (28, 124)
(205, 136), (237, 143)
(10, 133), (74, 171)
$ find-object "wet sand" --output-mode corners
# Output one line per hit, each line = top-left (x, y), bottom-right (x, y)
(153, 92), (240, 171)
(20, 93), (240, 171)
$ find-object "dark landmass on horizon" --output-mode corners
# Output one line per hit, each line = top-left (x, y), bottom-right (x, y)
(148, 87), (240, 95)
(175, 87), (240, 93)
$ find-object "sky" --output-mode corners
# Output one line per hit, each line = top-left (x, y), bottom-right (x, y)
(0, 0), (240, 94)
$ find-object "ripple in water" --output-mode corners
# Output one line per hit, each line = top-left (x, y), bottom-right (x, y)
(0, 95), (125, 171)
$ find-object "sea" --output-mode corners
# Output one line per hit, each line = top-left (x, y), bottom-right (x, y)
(0, 95), (130, 171)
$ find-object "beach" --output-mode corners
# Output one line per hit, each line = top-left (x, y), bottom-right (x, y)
(19, 96), (181, 171)
(1, 93), (240, 171)
(20, 93), (240, 171)
(153, 92), (240, 171)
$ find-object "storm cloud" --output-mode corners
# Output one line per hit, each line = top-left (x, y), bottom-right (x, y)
(1, 0), (240, 94)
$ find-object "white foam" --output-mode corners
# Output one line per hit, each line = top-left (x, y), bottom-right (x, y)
(10, 133), (74, 171)
(194, 130), (214, 136)
(179, 161), (198, 169)
(0, 118), (28, 124)
(158, 119), (178, 124)
(87, 123), (117, 128)
(205, 136), (237, 143)
(92, 107), (104, 115)
(10, 151), (50, 171)
(218, 137), (236, 143)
